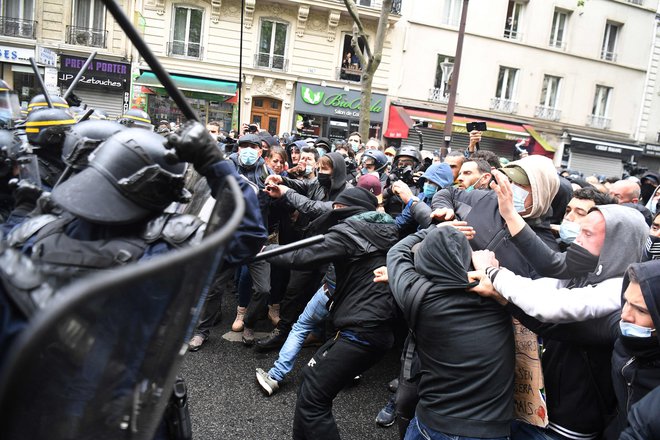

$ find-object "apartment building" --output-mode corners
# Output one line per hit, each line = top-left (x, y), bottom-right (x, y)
(386, 0), (660, 176)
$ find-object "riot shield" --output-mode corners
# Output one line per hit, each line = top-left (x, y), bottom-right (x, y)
(0, 175), (244, 440)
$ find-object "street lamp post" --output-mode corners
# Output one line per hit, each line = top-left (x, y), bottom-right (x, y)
(442, 0), (470, 158)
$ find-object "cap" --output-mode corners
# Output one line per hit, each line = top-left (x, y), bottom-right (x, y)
(501, 165), (530, 186)
(357, 174), (382, 196)
(238, 133), (261, 147)
(384, 147), (396, 157)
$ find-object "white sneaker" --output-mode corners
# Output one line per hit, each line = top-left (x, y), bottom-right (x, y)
(256, 368), (279, 396)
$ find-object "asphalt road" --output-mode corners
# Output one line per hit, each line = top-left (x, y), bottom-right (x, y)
(180, 293), (402, 440)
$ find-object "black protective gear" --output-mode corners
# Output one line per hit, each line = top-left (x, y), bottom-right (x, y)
(166, 120), (224, 174)
(26, 94), (69, 114)
(0, 129), (21, 177)
(25, 108), (75, 149)
(118, 108), (154, 130)
(361, 149), (388, 174)
(61, 120), (126, 170)
(52, 128), (190, 225)
(393, 145), (422, 168)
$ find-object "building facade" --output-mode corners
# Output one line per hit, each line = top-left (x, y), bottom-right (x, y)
(386, 0), (660, 176)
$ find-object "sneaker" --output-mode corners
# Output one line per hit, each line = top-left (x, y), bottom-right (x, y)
(232, 306), (247, 332)
(255, 328), (286, 352)
(242, 327), (255, 346)
(256, 368), (279, 396)
(268, 304), (281, 326)
(188, 335), (206, 352)
(375, 394), (397, 427)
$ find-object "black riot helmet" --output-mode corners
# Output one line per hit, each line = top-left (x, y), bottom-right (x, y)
(361, 149), (389, 174)
(118, 108), (154, 130)
(25, 108), (76, 149)
(0, 129), (21, 178)
(52, 128), (190, 225)
(393, 145), (422, 170)
(61, 120), (127, 171)
(27, 94), (70, 115)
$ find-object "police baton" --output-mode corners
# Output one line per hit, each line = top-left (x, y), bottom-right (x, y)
(28, 58), (53, 108)
(62, 51), (97, 100)
(251, 235), (325, 262)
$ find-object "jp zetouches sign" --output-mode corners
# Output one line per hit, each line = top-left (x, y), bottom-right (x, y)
(57, 54), (131, 92)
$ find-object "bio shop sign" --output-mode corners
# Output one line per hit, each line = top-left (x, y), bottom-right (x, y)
(296, 83), (386, 122)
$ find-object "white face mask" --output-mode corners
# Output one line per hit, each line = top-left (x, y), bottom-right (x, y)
(511, 184), (529, 213)
(620, 320), (655, 338)
(559, 220), (581, 244)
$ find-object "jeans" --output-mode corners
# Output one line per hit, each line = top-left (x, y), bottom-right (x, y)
(404, 416), (510, 440)
(510, 421), (571, 440)
(268, 285), (327, 382)
(292, 335), (391, 440)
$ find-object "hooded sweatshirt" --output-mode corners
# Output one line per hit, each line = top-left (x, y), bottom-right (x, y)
(388, 226), (514, 438)
(504, 155), (560, 219)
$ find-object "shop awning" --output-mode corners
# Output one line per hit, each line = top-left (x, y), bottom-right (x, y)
(522, 124), (556, 152)
(134, 72), (237, 100)
(384, 105), (414, 138)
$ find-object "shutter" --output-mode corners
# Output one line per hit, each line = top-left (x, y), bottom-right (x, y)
(418, 128), (522, 160)
(74, 89), (126, 119)
(569, 152), (623, 179)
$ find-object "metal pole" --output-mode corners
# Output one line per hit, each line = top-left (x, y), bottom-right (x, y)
(442, 0), (470, 158)
(237, 0), (245, 131)
(251, 235), (325, 262)
(99, 0), (199, 122)
(28, 58), (53, 108)
(62, 51), (97, 99)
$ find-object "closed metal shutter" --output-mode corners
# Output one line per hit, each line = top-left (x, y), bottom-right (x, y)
(417, 128), (521, 160)
(569, 152), (623, 179)
(74, 89), (126, 119)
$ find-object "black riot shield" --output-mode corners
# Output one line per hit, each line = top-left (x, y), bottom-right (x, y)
(0, 175), (244, 440)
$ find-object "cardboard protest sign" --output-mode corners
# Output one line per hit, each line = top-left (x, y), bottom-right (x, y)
(513, 319), (549, 427)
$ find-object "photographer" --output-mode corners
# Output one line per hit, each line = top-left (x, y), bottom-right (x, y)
(382, 146), (423, 218)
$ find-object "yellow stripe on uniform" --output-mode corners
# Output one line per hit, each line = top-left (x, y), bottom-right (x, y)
(125, 115), (152, 123)
(25, 128), (40, 133)
(27, 102), (69, 109)
(25, 119), (76, 127)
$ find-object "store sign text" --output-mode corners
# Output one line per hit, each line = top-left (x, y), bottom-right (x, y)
(58, 73), (123, 89)
(322, 93), (383, 114)
(595, 144), (622, 154)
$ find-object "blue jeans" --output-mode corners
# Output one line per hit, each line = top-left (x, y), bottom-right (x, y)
(510, 421), (571, 440)
(268, 285), (328, 382)
(404, 416), (510, 440)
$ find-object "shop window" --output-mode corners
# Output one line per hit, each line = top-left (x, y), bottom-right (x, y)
(549, 9), (569, 49)
(503, 1), (524, 40)
(169, 6), (203, 58)
(441, 0), (462, 27)
(256, 19), (288, 71)
(340, 34), (366, 82)
(601, 21), (620, 62)
(1, 0), (35, 38)
(69, 0), (107, 47)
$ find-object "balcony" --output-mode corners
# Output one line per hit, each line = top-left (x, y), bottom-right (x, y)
(548, 38), (566, 50)
(0, 16), (36, 39)
(428, 87), (449, 104)
(503, 28), (522, 41)
(254, 53), (288, 72)
(66, 26), (107, 48)
(535, 105), (561, 121)
(600, 49), (617, 62)
(167, 41), (203, 59)
(336, 0), (402, 14)
(628, 0), (643, 5)
(587, 114), (611, 130)
(338, 65), (362, 82)
(490, 97), (518, 114)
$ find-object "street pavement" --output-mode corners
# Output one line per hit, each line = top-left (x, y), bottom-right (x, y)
(180, 292), (402, 440)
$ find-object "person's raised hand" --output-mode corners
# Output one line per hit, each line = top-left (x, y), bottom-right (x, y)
(471, 250), (499, 271)
(165, 120), (223, 174)
(263, 183), (288, 199)
(265, 174), (283, 186)
(466, 270), (507, 305)
(373, 266), (389, 283)
(391, 180), (413, 204)
(438, 220), (476, 240)
(430, 207), (455, 222)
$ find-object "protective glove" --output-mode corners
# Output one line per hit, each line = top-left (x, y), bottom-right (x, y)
(10, 179), (44, 208)
(165, 120), (224, 174)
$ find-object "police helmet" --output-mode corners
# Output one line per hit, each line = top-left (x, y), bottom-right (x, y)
(25, 108), (76, 149)
(61, 120), (127, 171)
(361, 149), (389, 174)
(52, 128), (190, 225)
(0, 129), (21, 177)
(118, 108), (153, 130)
(27, 94), (70, 114)
(393, 145), (422, 169)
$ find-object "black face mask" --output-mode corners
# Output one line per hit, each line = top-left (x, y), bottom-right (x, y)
(565, 243), (600, 277)
(643, 235), (660, 262)
(317, 173), (332, 188)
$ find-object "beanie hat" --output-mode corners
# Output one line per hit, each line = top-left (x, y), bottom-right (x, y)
(333, 187), (378, 211)
(357, 174), (382, 196)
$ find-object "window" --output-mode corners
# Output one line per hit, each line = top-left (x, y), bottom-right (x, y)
(496, 66), (518, 100)
(592, 85), (612, 117)
(441, 0), (462, 27)
(256, 19), (288, 70)
(70, 0), (106, 46)
(504, 1), (524, 40)
(430, 55), (455, 102)
(170, 6), (203, 58)
(601, 22), (619, 61)
(1, 0), (35, 38)
(340, 34), (366, 81)
(549, 9), (568, 48)
(536, 75), (562, 120)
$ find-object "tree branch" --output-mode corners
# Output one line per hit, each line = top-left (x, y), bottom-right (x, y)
(344, 0), (372, 66)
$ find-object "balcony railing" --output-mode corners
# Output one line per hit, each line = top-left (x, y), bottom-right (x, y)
(587, 114), (611, 130)
(66, 25), (107, 48)
(254, 53), (288, 71)
(628, 0), (643, 5)
(503, 28), (522, 40)
(535, 105), (562, 121)
(334, 0), (402, 14)
(490, 97), (518, 114)
(167, 41), (203, 59)
(0, 16), (36, 39)
(338, 65), (362, 82)
(600, 49), (617, 62)
(548, 38), (566, 50)
(429, 87), (449, 104)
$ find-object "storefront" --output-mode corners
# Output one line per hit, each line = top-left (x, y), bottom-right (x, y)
(0, 44), (38, 106)
(58, 54), (131, 118)
(133, 71), (237, 129)
(639, 144), (660, 173)
(565, 134), (644, 178)
(384, 104), (556, 159)
(293, 82), (386, 142)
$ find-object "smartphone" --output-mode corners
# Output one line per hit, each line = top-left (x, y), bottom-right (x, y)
(466, 121), (487, 132)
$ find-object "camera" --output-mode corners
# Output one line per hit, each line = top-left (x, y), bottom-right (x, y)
(389, 166), (415, 185)
(248, 124), (259, 133)
(466, 121), (487, 132)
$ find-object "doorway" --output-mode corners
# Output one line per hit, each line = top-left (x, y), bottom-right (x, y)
(250, 97), (281, 135)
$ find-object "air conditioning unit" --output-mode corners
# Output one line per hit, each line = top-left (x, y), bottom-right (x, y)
(75, 31), (92, 45)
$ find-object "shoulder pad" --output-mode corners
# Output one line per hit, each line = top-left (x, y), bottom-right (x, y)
(162, 214), (205, 246)
(7, 214), (59, 248)
(142, 214), (169, 243)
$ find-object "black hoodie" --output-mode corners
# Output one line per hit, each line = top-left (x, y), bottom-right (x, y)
(387, 226), (514, 438)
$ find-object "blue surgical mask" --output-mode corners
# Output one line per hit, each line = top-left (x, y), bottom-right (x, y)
(511, 184), (529, 213)
(350, 142), (360, 152)
(559, 220), (581, 244)
(620, 320), (655, 338)
(317, 148), (326, 157)
(239, 148), (258, 166)
(423, 182), (438, 199)
(464, 176), (484, 193)
(304, 164), (314, 176)
(360, 167), (369, 175)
